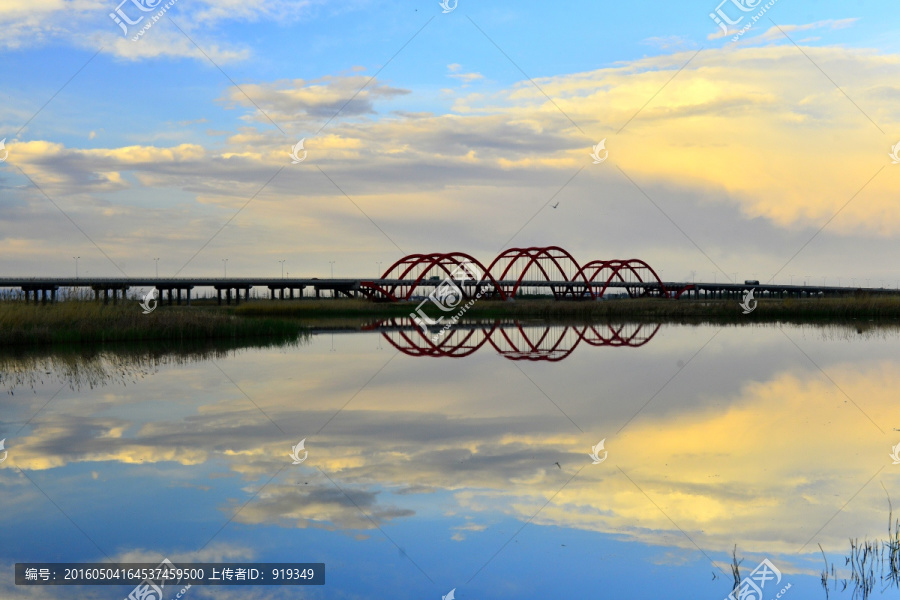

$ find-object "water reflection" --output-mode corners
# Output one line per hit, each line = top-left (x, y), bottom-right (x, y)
(0, 337), (309, 393)
(364, 319), (660, 360)
(1, 321), (899, 600)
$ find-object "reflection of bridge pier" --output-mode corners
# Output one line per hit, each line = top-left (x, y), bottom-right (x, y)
(363, 319), (661, 360)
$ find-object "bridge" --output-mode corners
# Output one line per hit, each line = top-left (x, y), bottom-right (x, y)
(1, 246), (896, 304)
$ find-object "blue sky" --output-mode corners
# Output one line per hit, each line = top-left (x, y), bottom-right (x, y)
(2, 0), (900, 284)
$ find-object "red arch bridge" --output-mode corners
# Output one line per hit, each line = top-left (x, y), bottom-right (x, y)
(360, 246), (694, 301)
(361, 319), (661, 361)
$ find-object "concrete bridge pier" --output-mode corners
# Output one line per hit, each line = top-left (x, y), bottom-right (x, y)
(214, 286), (247, 305)
(269, 286), (302, 300)
(88, 285), (129, 305)
(21, 286), (59, 304)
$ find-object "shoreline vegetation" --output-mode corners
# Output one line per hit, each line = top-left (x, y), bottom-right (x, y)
(0, 301), (306, 346)
(1, 296), (900, 347)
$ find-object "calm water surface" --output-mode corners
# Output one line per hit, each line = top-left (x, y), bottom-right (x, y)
(2, 320), (899, 600)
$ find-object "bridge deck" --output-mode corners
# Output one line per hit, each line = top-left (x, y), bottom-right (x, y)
(0, 277), (896, 295)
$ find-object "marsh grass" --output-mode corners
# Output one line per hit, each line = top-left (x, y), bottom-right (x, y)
(819, 487), (900, 599)
(0, 336), (309, 393)
(0, 301), (306, 346)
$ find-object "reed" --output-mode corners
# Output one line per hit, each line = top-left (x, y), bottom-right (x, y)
(818, 486), (900, 599)
(0, 301), (306, 346)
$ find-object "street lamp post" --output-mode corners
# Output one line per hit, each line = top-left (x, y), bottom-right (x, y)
(376, 261), (382, 278)
(73, 256), (80, 278)
(222, 259), (228, 278)
(329, 261), (335, 278)
(278, 260), (286, 279)
(154, 258), (159, 278)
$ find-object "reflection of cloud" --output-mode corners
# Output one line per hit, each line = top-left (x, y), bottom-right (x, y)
(232, 483), (415, 531)
(509, 362), (900, 555)
(4, 337), (900, 554)
(451, 520), (488, 541)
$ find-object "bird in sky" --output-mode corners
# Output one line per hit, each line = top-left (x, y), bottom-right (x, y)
(551, 202), (559, 209)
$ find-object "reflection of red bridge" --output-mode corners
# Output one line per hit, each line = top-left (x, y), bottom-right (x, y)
(360, 246), (694, 301)
(364, 319), (661, 361)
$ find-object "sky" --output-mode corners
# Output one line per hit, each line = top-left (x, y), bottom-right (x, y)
(1, 0), (899, 285)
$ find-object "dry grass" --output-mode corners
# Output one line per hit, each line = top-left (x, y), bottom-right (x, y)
(0, 302), (306, 346)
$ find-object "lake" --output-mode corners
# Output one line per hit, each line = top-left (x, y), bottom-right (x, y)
(2, 319), (899, 599)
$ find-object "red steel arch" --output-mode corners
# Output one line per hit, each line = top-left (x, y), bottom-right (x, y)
(576, 259), (669, 299)
(485, 246), (591, 300)
(360, 252), (500, 301)
(359, 247), (689, 300)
